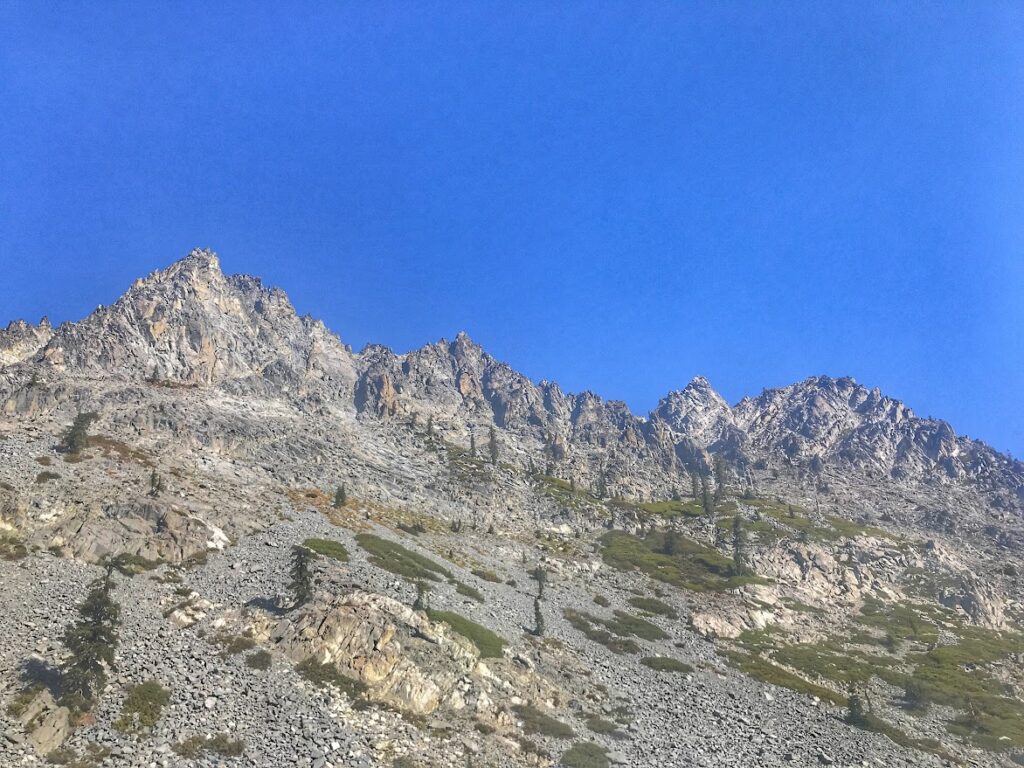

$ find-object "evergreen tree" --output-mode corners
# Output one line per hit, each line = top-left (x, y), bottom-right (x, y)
(470, 433), (477, 457)
(690, 472), (699, 499)
(846, 690), (869, 727)
(61, 564), (120, 707)
(532, 597), (544, 636)
(288, 545), (316, 608)
(148, 469), (165, 498)
(731, 516), (748, 575)
(701, 477), (715, 542)
(488, 425), (498, 465)
(661, 529), (680, 556)
(333, 484), (347, 509)
(426, 415), (434, 438)
(61, 411), (98, 454)
(713, 455), (727, 503)
(532, 566), (547, 598)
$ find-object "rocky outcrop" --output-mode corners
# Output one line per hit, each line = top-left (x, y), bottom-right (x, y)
(266, 591), (480, 716)
(0, 318), (53, 367)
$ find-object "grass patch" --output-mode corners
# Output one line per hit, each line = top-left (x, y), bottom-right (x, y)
(561, 742), (609, 768)
(303, 537), (350, 562)
(641, 656), (692, 674)
(600, 530), (765, 592)
(722, 649), (847, 707)
(35, 470), (60, 484)
(455, 581), (484, 602)
(114, 681), (170, 734)
(356, 533), (451, 581)
(563, 609), (640, 655)
(584, 715), (620, 735)
(426, 609), (505, 658)
(471, 568), (502, 583)
(296, 658), (368, 700)
(513, 704), (574, 739)
(628, 596), (678, 619)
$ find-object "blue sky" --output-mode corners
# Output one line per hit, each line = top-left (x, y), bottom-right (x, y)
(1, 3), (1022, 455)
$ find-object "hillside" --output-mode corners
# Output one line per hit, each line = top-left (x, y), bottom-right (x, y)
(1, 249), (1022, 768)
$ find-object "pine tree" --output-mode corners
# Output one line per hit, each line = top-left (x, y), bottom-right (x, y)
(333, 484), (347, 509)
(732, 515), (748, 575)
(148, 469), (164, 498)
(470, 433), (477, 457)
(426, 415), (434, 438)
(662, 529), (680, 556)
(61, 411), (98, 454)
(288, 545), (316, 608)
(532, 597), (544, 636)
(532, 566), (547, 598)
(713, 455), (727, 503)
(61, 564), (120, 708)
(846, 690), (869, 727)
(488, 425), (498, 465)
(701, 477), (715, 543)
(690, 472), (699, 499)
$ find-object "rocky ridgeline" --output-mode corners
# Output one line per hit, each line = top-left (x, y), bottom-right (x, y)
(0, 249), (1022, 767)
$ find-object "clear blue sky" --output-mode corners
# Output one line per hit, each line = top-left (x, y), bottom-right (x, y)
(1, 3), (1022, 456)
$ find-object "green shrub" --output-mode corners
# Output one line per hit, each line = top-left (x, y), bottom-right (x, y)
(593, 594), (610, 607)
(114, 681), (170, 733)
(296, 658), (367, 700)
(641, 656), (692, 674)
(627, 596), (678, 619)
(426, 609), (505, 658)
(303, 537), (349, 562)
(356, 533), (451, 581)
(471, 568), (502, 583)
(513, 704), (574, 739)
(455, 581), (484, 602)
(561, 742), (610, 768)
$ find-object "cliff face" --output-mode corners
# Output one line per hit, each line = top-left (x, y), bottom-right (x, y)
(3, 249), (1022, 506)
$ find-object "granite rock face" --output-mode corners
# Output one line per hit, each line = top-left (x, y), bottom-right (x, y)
(1, 249), (1022, 768)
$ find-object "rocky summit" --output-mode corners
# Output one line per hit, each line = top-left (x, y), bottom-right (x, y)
(1, 249), (1022, 768)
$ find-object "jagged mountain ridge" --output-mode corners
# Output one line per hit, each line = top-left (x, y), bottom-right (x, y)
(2, 248), (1022, 505)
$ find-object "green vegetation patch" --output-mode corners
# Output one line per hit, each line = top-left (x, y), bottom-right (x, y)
(356, 533), (451, 581)
(114, 681), (170, 734)
(722, 649), (847, 707)
(471, 568), (502, 583)
(561, 741), (610, 768)
(455, 581), (484, 602)
(108, 553), (164, 576)
(513, 704), (575, 739)
(628, 596), (678, 619)
(584, 715), (620, 735)
(561, 608), (669, 654)
(303, 537), (350, 562)
(600, 530), (764, 592)
(641, 656), (692, 674)
(296, 658), (368, 700)
(426, 609), (506, 658)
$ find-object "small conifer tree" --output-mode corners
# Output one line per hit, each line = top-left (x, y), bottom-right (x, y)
(488, 425), (498, 465)
(61, 564), (120, 708)
(334, 485), (347, 509)
(288, 545), (316, 608)
(61, 411), (98, 454)
(533, 597), (544, 636)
